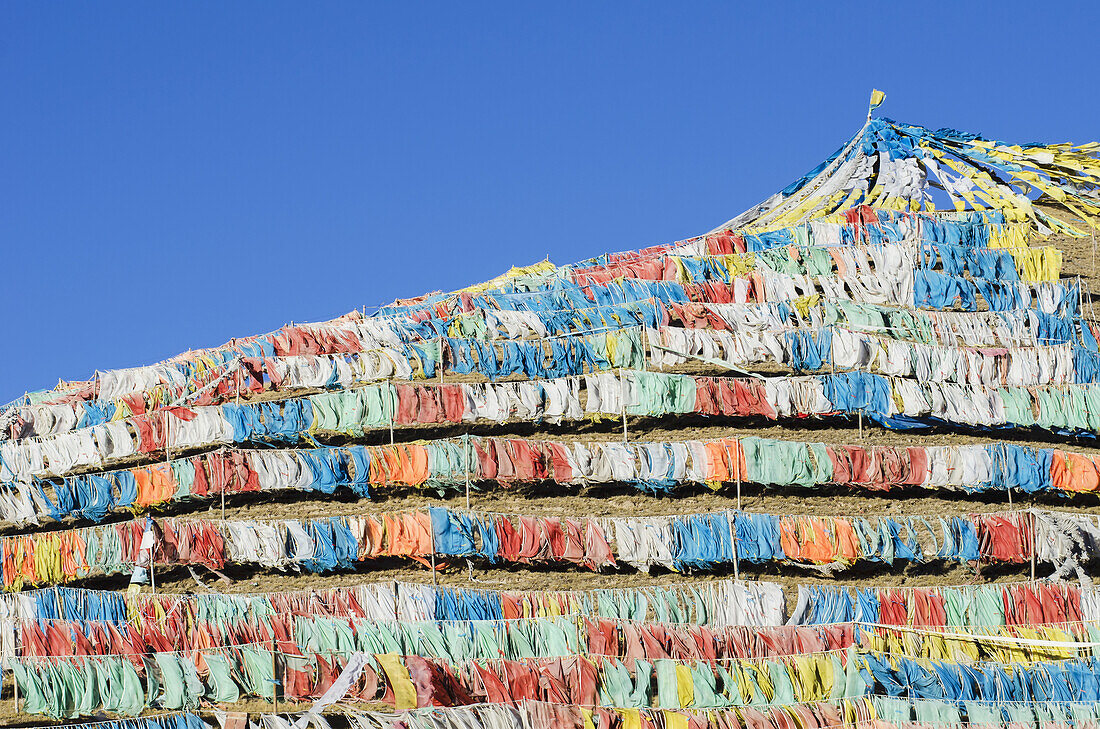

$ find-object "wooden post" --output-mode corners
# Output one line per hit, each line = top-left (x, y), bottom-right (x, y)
(1078, 275), (1084, 322)
(829, 325), (835, 375)
(1030, 510), (1037, 581)
(574, 618), (583, 703)
(271, 636), (278, 713)
(731, 508), (740, 582)
(464, 435), (472, 512)
(640, 325), (648, 371)
(439, 337), (445, 384)
(12, 623), (18, 710)
(1088, 280), (1099, 325)
(430, 497), (439, 586)
(734, 438), (742, 512)
(620, 369), (628, 443)
(228, 378), (240, 523)
(389, 413), (395, 446)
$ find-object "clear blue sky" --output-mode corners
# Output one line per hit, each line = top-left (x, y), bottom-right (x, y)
(2, 2), (1096, 403)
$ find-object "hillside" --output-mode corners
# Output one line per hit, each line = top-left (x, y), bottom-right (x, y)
(3, 118), (1100, 726)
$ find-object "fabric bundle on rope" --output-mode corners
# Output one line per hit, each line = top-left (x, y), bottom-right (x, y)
(714, 118), (1100, 236)
(855, 621), (1100, 664)
(11, 645), (276, 718)
(787, 580), (1082, 628)
(277, 650), (866, 711)
(328, 696), (1100, 729)
(15, 431), (1100, 530)
(671, 298), (1082, 351)
(19, 576), (784, 635)
(6, 202), (1085, 446)
(16, 611), (854, 665)
(0, 506), (1061, 591)
(859, 650), (1100, 705)
(36, 641), (1100, 718)
(14, 362), (1100, 489)
(651, 322), (1088, 386)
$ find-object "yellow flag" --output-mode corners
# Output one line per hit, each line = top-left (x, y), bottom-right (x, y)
(376, 654), (417, 709)
(126, 583), (143, 623)
(868, 89), (886, 117)
(616, 709), (642, 729)
(675, 664), (695, 707)
(663, 711), (689, 729)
